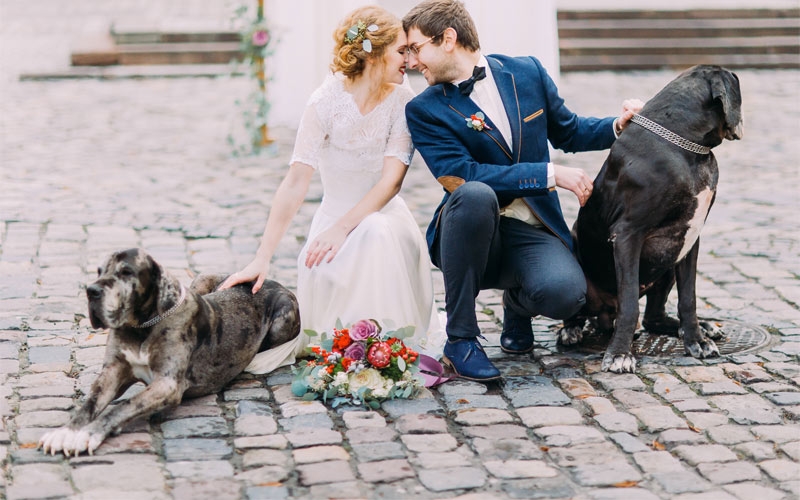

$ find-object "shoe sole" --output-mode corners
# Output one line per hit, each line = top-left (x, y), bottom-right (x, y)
(499, 344), (535, 354)
(441, 354), (502, 382)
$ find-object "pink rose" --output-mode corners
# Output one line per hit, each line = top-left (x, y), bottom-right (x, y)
(251, 30), (269, 47)
(344, 342), (366, 361)
(349, 319), (379, 341)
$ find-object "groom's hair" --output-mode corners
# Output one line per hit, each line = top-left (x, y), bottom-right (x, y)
(402, 0), (480, 52)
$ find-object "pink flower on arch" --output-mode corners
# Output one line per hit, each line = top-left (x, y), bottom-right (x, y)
(252, 30), (270, 47)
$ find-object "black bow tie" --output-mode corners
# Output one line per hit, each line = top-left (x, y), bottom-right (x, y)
(458, 66), (486, 95)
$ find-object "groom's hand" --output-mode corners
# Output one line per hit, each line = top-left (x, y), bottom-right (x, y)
(553, 164), (593, 207)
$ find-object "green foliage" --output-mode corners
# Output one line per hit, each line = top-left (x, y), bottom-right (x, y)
(228, 1), (276, 156)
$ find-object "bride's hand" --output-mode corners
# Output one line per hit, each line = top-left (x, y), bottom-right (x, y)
(219, 258), (270, 294)
(305, 226), (347, 268)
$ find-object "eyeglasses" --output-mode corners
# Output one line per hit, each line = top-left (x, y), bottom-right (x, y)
(405, 31), (445, 56)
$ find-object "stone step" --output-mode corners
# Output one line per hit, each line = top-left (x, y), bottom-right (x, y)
(20, 64), (243, 81)
(558, 17), (800, 39)
(560, 36), (800, 55)
(559, 53), (799, 72)
(557, 8), (800, 20)
(557, 8), (800, 71)
(111, 30), (240, 45)
(72, 41), (243, 67)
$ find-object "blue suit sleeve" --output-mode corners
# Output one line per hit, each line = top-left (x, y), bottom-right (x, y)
(532, 57), (616, 153)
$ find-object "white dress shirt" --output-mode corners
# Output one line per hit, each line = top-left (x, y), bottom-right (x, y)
(463, 55), (552, 227)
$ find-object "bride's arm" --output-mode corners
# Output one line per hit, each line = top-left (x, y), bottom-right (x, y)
(304, 157), (408, 268)
(220, 162), (314, 292)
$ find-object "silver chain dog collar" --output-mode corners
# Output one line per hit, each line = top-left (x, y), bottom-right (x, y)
(134, 285), (186, 329)
(630, 113), (711, 155)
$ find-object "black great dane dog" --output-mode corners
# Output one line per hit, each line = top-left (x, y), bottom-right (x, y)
(558, 65), (743, 373)
(39, 248), (300, 456)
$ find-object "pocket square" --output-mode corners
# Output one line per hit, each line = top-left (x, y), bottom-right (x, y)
(523, 109), (544, 123)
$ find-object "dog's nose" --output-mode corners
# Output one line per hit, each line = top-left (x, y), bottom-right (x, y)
(86, 284), (103, 300)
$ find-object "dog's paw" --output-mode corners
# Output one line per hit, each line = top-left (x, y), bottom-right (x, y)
(699, 320), (725, 340)
(683, 337), (720, 359)
(557, 325), (584, 346)
(39, 427), (72, 456)
(601, 352), (637, 373)
(39, 427), (104, 457)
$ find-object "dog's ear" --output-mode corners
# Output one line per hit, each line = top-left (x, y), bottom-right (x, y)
(710, 70), (743, 139)
(143, 252), (163, 290)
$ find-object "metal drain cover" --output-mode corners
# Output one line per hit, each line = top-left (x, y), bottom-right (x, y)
(550, 319), (772, 358)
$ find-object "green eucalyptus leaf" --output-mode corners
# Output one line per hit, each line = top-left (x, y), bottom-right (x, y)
(393, 325), (416, 340)
(291, 379), (308, 397)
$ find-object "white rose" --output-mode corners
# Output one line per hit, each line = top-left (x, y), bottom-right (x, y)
(348, 368), (384, 396)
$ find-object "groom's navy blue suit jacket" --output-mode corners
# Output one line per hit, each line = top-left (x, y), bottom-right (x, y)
(405, 55), (616, 254)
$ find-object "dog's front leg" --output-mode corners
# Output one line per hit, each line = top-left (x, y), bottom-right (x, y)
(39, 360), (134, 456)
(602, 230), (644, 373)
(676, 240), (721, 358)
(69, 376), (185, 456)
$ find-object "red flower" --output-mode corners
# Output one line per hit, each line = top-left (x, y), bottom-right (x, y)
(341, 357), (352, 371)
(333, 331), (352, 351)
(366, 342), (392, 368)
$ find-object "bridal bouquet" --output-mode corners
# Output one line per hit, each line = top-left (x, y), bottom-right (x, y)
(291, 319), (424, 408)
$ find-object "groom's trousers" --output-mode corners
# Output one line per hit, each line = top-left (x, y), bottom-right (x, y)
(431, 182), (586, 339)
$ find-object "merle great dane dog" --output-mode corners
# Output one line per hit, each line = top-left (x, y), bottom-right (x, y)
(558, 65), (743, 373)
(40, 248), (300, 456)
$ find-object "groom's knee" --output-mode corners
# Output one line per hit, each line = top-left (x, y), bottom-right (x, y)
(516, 274), (587, 320)
(443, 182), (498, 228)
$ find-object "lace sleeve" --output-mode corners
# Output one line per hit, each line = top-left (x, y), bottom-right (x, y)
(384, 84), (415, 166)
(290, 96), (327, 169)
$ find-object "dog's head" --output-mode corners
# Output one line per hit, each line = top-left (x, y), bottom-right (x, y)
(678, 65), (744, 144)
(86, 248), (165, 330)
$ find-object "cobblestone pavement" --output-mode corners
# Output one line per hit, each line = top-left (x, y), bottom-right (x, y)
(2, 3), (800, 500)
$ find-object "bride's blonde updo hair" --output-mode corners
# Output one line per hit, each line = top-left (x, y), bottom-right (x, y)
(331, 5), (402, 78)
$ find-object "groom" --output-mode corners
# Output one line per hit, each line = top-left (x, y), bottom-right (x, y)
(403, 0), (642, 381)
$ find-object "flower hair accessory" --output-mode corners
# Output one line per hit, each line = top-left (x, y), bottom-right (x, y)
(345, 20), (379, 53)
(291, 319), (424, 408)
(466, 112), (491, 132)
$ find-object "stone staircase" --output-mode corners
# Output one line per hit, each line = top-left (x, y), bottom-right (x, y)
(557, 8), (800, 71)
(28, 28), (246, 80)
(71, 29), (242, 67)
(33, 8), (799, 79)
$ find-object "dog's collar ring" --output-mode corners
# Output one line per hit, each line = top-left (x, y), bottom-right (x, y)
(134, 284), (186, 329)
(630, 114), (711, 155)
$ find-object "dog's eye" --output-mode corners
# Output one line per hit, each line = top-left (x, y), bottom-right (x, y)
(119, 267), (135, 278)
(97, 267), (102, 277)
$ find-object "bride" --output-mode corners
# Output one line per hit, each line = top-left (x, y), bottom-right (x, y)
(220, 5), (445, 373)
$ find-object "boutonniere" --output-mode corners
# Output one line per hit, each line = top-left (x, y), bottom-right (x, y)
(466, 112), (491, 132)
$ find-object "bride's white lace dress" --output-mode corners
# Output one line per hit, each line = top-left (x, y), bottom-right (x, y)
(246, 75), (445, 374)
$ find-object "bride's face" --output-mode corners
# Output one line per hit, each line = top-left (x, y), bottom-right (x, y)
(378, 32), (408, 85)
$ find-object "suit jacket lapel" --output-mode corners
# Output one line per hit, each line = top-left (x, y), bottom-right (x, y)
(487, 56), (522, 163)
(443, 82), (513, 161)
